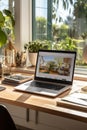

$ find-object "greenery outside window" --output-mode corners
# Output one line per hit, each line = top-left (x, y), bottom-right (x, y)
(32, 0), (87, 74)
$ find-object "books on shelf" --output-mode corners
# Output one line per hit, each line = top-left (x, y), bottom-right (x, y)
(2, 74), (33, 86)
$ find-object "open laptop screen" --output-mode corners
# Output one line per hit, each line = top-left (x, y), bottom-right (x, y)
(35, 50), (76, 85)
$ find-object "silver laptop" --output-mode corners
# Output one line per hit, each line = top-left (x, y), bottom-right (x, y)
(15, 50), (76, 97)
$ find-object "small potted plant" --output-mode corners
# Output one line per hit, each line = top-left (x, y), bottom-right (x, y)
(24, 40), (52, 66)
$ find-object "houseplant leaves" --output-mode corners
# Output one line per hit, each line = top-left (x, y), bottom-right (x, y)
(0, 28), (7, 48)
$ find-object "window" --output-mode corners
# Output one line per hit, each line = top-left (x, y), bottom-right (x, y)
(32, 0), (52, 40)
(32, 0), (87, 74)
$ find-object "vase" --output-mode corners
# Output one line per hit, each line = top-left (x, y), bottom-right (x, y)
(29, 53), (37, 66)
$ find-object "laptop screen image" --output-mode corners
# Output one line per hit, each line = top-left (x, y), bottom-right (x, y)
(35, 50), (76, 85)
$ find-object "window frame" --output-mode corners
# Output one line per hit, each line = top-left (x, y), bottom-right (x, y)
(31, 0), (87, 76)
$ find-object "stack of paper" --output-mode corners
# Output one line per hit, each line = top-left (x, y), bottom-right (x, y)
(57, 92), (87, 112)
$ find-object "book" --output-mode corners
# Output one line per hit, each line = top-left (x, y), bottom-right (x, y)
(56, 92), (87, 112)
(2, 74), (33, 86)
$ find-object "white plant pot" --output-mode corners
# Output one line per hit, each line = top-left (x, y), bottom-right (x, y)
(29, 53), (37, 66)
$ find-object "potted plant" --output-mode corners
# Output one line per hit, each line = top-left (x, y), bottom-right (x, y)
(24, 40), (52, 66)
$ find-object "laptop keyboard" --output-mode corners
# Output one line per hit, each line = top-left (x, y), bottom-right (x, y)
(30, 81), (65, 91)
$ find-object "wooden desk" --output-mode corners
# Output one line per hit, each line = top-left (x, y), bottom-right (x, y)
(0, 79), (87, 124)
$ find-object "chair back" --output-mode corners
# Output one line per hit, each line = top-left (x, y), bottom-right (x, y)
(0, 105), (17, 130)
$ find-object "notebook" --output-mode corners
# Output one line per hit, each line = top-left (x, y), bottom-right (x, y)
(15, 50), (76, 97)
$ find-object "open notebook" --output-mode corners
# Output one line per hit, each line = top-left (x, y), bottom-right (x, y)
(15, 50), (76, 97)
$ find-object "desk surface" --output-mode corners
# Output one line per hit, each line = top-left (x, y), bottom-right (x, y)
(0, 77), (87, 123)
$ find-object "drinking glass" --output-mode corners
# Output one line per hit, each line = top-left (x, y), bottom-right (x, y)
(2, 56), (12, 76)
(0, 55), (4, 78)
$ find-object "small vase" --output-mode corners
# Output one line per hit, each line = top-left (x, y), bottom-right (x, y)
(29, 53), (37, 66)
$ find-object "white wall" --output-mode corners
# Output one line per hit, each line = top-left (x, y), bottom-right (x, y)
(15, 0), (32, 51)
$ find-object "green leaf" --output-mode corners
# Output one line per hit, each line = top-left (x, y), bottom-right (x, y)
(0, 28), (7, 48)
(3, 9), (12, 17)
(3, 9), (15, 27)
(0, 11), (5, 27)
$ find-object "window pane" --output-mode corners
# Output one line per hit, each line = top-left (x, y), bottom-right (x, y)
(33, 0), (87, 71)
(36, 0), (47, 10)
(52, 0), (87, 70)
(33, 0), (48, 40)
(0, 0), (9, 10)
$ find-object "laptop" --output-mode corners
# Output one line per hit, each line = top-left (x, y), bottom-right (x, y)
(15, 50), (76, 97)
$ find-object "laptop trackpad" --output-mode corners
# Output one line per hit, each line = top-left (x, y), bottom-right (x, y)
(26, 86), (42, 92)
(28, 87), (58, 96)
(15, 83), (58, 96)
